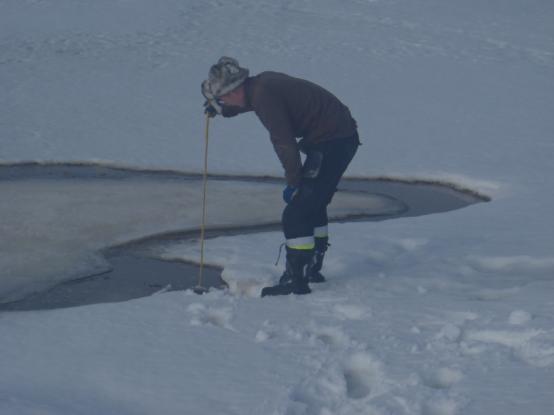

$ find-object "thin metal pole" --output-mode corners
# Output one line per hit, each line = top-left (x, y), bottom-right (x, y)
(195, 114), (210, 294)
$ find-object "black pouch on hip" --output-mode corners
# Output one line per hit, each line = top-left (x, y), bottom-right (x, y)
(302, 151), (323, 179)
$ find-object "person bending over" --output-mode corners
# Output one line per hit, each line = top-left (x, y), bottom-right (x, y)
(201, 57), (360, 297)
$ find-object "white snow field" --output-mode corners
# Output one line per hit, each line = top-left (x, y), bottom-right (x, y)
(1, 0), (554, 414)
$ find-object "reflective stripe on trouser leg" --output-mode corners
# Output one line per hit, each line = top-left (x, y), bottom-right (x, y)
(314, 225), (328, 238)
(286, 236), (315, 250)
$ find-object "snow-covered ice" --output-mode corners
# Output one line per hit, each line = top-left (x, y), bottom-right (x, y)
(1, 0), (554, 414)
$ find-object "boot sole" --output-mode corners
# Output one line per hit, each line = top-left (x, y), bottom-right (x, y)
(261, 284), (311, 297)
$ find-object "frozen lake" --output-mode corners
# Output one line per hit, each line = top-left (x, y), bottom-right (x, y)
(0, 163), (486, 310)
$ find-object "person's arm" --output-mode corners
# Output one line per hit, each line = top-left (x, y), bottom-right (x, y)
(255, 92), (302, 187)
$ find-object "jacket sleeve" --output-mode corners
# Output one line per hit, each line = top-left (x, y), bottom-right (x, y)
(254, 92), (302, 187)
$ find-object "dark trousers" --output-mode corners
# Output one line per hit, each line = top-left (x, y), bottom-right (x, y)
(283, 133), (360, 241)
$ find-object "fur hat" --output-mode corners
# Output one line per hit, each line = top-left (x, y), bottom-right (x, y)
(207, 57), (249, 97)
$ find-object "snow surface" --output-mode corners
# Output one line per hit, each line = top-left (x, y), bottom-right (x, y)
(1, 0), (554, 414)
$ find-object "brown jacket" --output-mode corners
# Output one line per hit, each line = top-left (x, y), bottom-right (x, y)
(222, 72), (357, 186)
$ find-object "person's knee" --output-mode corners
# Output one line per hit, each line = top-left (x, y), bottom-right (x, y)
(295, 181), (316, 205)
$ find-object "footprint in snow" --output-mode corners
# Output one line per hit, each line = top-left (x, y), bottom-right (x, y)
(343, 352), (387, 400)
(286, 351), (389, 414)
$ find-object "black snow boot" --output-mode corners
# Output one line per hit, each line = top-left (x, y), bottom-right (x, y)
(261, 247), (312, 297)
(308, 237), (329, 283)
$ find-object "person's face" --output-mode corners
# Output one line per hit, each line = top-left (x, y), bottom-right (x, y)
(218, 85), (245, 108)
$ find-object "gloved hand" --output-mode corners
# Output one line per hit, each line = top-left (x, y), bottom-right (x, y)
(201, 80), (222, 117)
(203, 100), (219, 118)
(282, 185), (298, 204)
